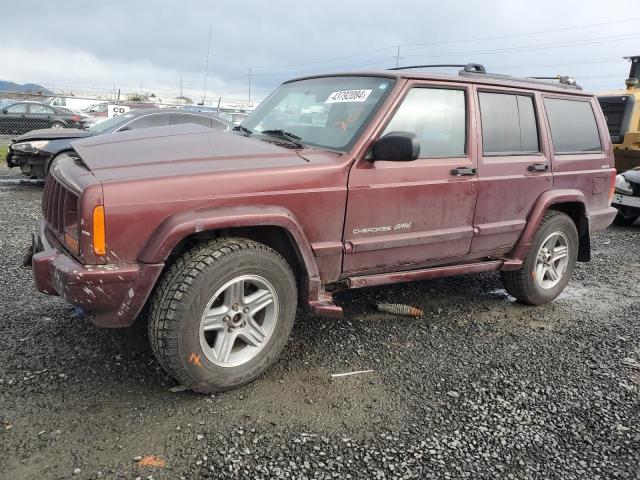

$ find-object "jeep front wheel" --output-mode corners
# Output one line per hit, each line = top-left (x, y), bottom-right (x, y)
(501, 210), (578, 305)
(148, 238), (297, 393)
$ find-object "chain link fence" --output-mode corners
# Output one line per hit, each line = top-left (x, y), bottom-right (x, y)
(0, 91), (255, 147)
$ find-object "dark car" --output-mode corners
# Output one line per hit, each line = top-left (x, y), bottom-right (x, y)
(27, 65), (616, 393)
(0, 101), (87, 135)
(612, 167), (640, 225)
(7, 109), (232, 177)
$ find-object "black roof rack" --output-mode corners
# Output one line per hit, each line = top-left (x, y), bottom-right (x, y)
(390, 62), (582, 90)
(390, 63), (486, 73)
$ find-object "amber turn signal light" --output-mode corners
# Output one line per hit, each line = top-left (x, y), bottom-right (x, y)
(92, 205), (106, 255)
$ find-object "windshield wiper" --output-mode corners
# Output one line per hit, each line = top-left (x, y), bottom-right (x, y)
(233, 125), (253, 135)
(259, 129), (304, 148)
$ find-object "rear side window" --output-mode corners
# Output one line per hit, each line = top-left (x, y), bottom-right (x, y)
(479, 92), (539, 154)
(126, 113), (171, 130)
(543, 98), (602, 154)
(173, 113), (208, 127)
(383, 87), (466, 157)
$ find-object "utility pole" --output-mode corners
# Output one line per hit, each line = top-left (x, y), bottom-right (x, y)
(203, 25), (212, 105)
(248, 67), (253, 103)
(179, 75), (183, 98)
(393, 45), (402, 69)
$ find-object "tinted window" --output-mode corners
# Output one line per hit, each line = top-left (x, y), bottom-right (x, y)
(5, 103), (27, 114)
(479, 92), (539, 154)
(543, 98), (602, 153)
(30, 104), (55, 114)
(383, 88), (466, 156)
(126, 113), (171, 130)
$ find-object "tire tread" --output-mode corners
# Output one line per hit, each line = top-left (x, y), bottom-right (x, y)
(148, 237), (295, 393)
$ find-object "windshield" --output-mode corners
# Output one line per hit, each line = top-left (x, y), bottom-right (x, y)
(241, 76), (395, 151)
(88, 112), (136, 133)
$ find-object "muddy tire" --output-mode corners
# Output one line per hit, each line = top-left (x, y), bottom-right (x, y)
(148, 238), (297, 393)
(501, 210), (578, 305)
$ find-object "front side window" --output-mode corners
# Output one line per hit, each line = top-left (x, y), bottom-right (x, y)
(242, 76), (395, 151)
(383, 87), (466, 157)
(479, 92), (539, 155)
(543, 98), (602, 154)
(5, 103), (27, 114)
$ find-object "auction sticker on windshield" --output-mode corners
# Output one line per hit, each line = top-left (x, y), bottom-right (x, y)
(325, 89), (372, 103)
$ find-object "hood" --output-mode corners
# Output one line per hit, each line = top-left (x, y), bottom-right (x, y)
(13, 128), (93, 143)
(70, 123), (338, 183)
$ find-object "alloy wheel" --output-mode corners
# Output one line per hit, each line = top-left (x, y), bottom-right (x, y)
(199, 274), (278, 367)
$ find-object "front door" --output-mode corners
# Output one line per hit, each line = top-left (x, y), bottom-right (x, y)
(3, 103), (28, 134)
(470, 88), (553, 254)
(343, 82), (478, 274)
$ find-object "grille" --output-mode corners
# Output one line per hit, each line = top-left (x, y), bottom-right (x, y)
(598, 95), (635, 143)
(42, 175), (78, 236)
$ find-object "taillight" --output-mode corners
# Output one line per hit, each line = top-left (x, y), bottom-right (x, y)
(608, 170), (616, 205)
(71, 115), (81, 122)
(92, 206), (106, 255)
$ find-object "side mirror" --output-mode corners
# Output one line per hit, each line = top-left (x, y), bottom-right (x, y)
(1, 109), (7, 114)
(118, 126), (131, 132)
(371, 132), (420, 161)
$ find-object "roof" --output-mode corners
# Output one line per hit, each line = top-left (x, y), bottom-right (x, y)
(285, 69), (592, 96)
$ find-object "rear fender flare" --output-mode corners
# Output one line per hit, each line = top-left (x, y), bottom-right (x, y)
(510, 189), (587, 260)
(137, 205), (321, 294)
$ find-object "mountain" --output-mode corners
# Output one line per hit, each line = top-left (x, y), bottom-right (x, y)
(0, 80), (53, 95)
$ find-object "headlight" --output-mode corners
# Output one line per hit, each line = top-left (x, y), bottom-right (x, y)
(11, 140), (49, 153)
(615, 174), (633, 195)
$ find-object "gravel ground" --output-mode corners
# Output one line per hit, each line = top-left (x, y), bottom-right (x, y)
(1, 167), (639, 479)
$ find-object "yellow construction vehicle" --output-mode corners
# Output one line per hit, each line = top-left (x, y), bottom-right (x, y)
(598, 56), (640, 172)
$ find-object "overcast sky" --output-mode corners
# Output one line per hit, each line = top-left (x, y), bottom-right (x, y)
(1, 0), (639, 103)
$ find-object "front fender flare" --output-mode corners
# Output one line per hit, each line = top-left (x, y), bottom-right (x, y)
(137, 205), (321, 291)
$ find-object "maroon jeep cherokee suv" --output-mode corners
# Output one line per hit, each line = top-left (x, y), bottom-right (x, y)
(27, 65), (617, 393)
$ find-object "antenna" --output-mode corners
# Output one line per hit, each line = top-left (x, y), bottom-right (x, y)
(202, 26), (212, 104)
(393, 45), (402, 69)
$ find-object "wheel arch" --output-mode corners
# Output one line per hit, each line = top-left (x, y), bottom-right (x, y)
(138, 205), (322, 302)
(510, 190), (591, 262)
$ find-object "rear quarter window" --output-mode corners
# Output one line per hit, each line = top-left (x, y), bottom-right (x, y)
(543, 98), (602, 154)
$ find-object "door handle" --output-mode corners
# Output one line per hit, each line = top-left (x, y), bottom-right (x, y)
(528, 163), (549, 172)
(450, 167), (477, 176)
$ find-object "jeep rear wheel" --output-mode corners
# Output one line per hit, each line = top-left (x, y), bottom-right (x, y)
(148, 238), (297, 393)
(501, 210), (578, 305)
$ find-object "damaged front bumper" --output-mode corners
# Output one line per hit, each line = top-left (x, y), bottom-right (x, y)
(27, 221), (164, 328)
(612, 192), (640, 213)
(6, 149), (52, 177)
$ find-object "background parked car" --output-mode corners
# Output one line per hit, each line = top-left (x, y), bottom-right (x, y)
(46, 96), (101, 114)
(0, 101), (87, 134)
(6, 108), (232, 178)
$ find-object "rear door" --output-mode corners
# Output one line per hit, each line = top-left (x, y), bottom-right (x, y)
(29, 104), (57, 129)
(471, 88), (553, 254)
(343, 81), (478, 274)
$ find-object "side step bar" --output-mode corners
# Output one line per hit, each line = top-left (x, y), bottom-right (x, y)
(346, 259), (522, 289)
(308, 258), (522, 317)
